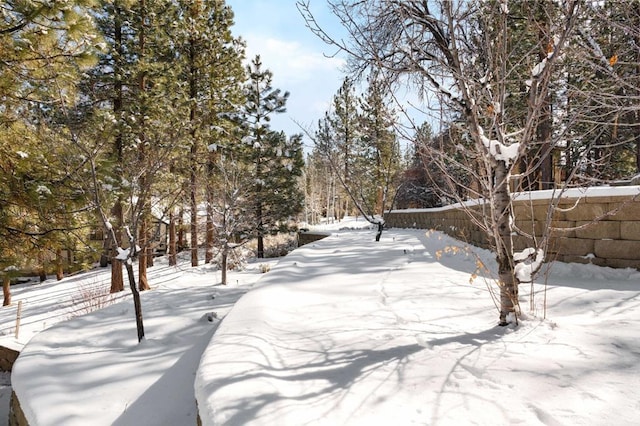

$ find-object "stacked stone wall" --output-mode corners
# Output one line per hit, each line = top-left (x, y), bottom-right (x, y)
(297, 232), (330, 247)
(385, 192), (640, 269)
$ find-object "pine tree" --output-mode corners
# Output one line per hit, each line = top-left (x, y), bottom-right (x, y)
(562, 0), (640, 181)
(240, 55), (289, 258)
(359, 75), (401, 216)
(259, 131), (305, 236)
(0, 0), (101, 303)
(171, 0), (246, 267)
(0, 0), (100, 124)
(328, 77), (360, 219)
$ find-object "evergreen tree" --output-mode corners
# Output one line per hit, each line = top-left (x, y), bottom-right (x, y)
(240, 55), (289, 258)
(328, 77), (360, 219)
(170, 0), (245, 267)
(0, 0), (100, 124)
(259, 131), (305, 236)
(0, 0), (101, 302)
(563, 0), (640, 181)
(359, 75), (401, 216)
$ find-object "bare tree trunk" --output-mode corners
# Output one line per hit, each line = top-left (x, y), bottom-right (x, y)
(55, 248), (64, 281)
(146, 224), (154, 268)
(138, 218), (150, 291)
(38, 252), (46, 283)
(177, 206), (185, 252)
(110, 198), (126, 293)
(205, 196), (214, 264)
(147, 244), (154, 268)
(169, 211), (177, 266)
(110, 1), (125, 293)
(636, 128), (640, 173)
(495, 161), (519, 325)
(111, 259), (124, 293)
(2, 275), (11, 306)
(221, 250), (228, 285)
(256, 151), (264, 259)
(537, 8), (553, 190)
(125, 260), (145, 342)
(189, 11), (199, 268)
(205, 152), (215, 264)
(190, 188), (198, 266)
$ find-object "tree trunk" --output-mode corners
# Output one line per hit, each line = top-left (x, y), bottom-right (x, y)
(205, 196), (214, 264)
(495, 161), (519, 326)
(169, 211), (177, 266)
(137, 0), (150, 291)
(146, 224), (154, 268)
(256, 151), (264, 259)
(190, 187), (198, 266)
(38, 252), (46, 283)
(2, 275), (11, 306)
(111, 3), (125, 293)
(537, 8), (554, 190)
(55, 248), (64, 281)
(221, 250), (228, 285)
(125, 260), (145, 342)
(189, 20), (199, 267)
(205, 152), (215, 264)
(111, 259), (124, 293)
(375, 222), (384, 242)
(138, 219), (150, 291)
(257, 231), (264, 259)
(538, 95), (553, 190)
(177, 206), (185, 252)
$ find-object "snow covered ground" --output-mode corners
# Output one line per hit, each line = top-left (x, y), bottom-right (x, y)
(2, 253), (276, 425)
(5, 218), (640, 425)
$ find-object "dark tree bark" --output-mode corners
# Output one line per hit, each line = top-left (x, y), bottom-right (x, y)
(168, 211), (177, 266)
(3, 275), (11, 306)
(55, 248), (64, 281)
(138, 218), (151, 291)
(110, 2), (125, 293)
(125, 260), (145, 342)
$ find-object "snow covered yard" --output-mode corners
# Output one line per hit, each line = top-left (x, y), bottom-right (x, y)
(2, 254), (275, 425)
(4, 222), (640, 425)
(195, 229), (640, 425)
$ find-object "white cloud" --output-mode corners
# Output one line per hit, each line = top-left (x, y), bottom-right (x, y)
(242, 33), (346, 141)
(243, 34), (345, 83)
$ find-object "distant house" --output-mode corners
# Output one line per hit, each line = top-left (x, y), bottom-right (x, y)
(91, 216), (169, 267)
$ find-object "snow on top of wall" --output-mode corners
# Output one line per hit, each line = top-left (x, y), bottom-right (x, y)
(388, 185), (640, 214)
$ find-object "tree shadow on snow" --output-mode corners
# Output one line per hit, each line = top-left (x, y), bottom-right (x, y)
(205, 341), (425, 425)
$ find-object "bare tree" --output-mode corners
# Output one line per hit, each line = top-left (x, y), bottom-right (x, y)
(208, 147), (253, 285)
(299, 0), (582, 325)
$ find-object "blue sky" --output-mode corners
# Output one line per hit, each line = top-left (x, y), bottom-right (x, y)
(226, 0), (347, 148)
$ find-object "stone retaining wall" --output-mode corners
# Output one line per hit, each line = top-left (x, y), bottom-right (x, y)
(297, 232), (330, 247)
(384, 190), (640, 269)
(0, 346), (19, 372)
(9, 391), (28, 426)
(1, 346), (25, 425)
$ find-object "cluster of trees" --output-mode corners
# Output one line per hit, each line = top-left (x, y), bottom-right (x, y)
(300, 0), (640, 325)
(304, 75), (403, 239)
(4, 0), (639, 333)
(0, 0), (305, 320)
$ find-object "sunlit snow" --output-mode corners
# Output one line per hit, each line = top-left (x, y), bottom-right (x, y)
(1, 218), (639, 426)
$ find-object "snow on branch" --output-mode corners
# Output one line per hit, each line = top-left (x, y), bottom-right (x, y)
(478, 126), (519, 166)
(513, 247), (544, 282)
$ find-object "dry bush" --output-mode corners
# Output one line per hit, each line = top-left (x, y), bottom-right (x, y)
(260, 233), (298, 258)
(69, 280), (117, 318)
(259, 263), (271, 273)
